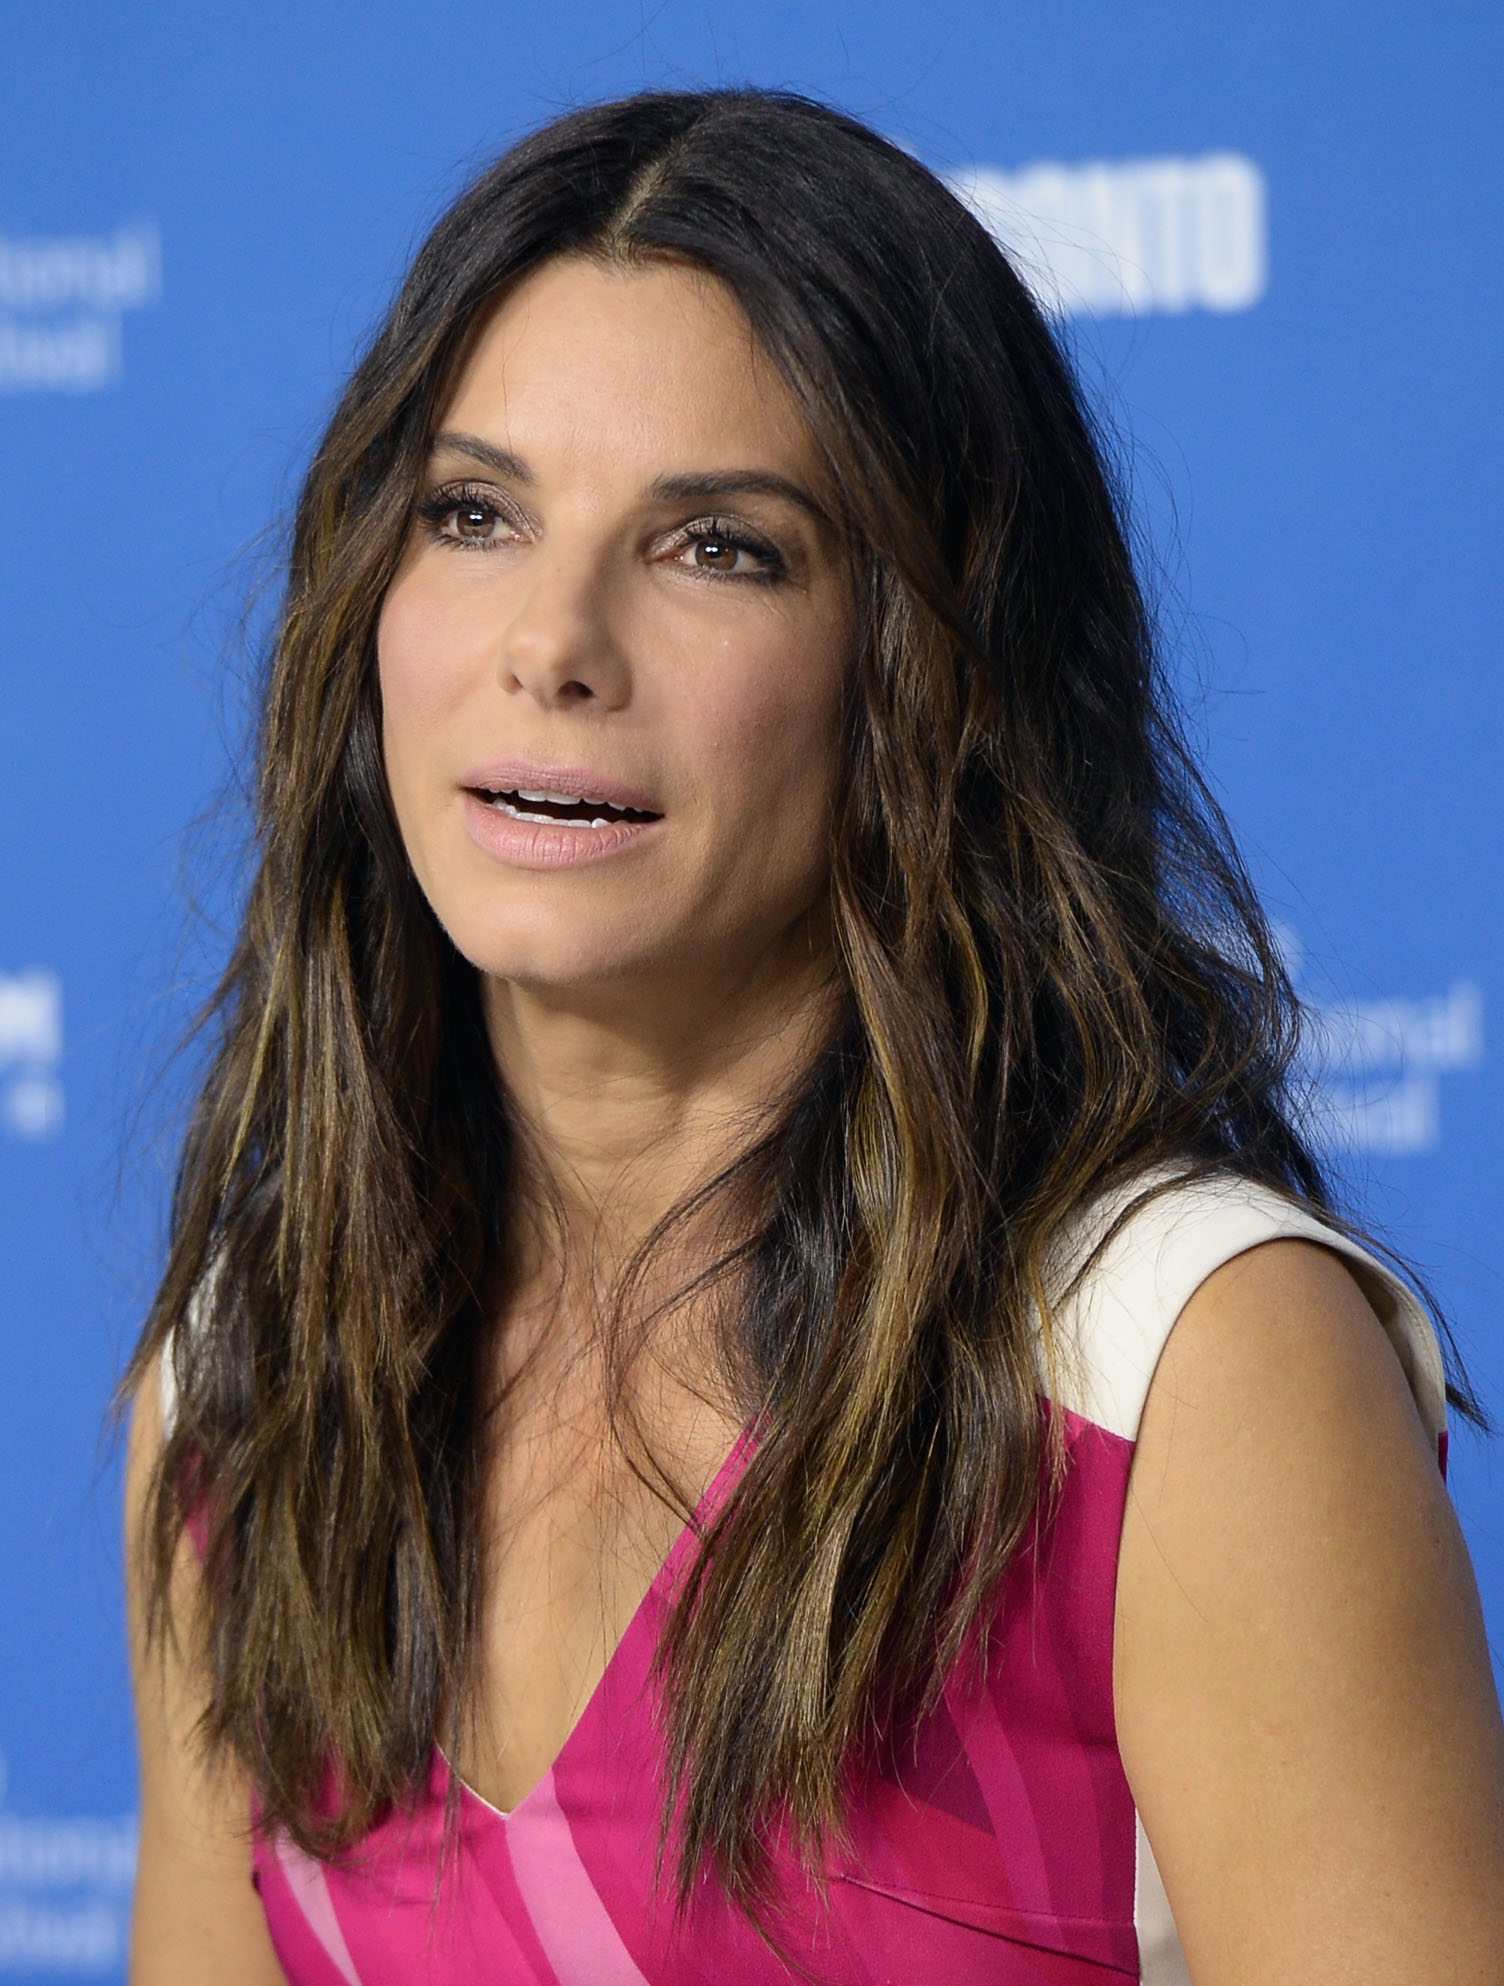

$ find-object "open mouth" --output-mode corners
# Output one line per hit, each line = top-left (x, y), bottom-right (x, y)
(470, 785), (661, 827)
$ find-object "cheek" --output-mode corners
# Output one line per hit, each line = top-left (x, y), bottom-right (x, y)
(732, 622), (845, 782)
(375, 573), (474, 756)
(687, 619), (849, 864)
(372, 573), (497, 915)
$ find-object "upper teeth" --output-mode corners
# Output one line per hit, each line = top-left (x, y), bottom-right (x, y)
(479, 786), (631, 827)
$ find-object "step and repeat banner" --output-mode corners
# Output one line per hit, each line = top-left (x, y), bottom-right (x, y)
(2, 3), (1499, 1975)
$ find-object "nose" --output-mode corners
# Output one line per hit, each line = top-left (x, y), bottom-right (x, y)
(497, 543), (630, 711)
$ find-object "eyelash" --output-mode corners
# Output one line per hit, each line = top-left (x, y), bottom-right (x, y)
(414, 483), (788, 584)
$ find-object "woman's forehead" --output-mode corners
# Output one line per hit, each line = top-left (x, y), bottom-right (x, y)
(437, 256), (822, 488)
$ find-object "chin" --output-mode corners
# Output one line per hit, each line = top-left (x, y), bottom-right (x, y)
(446, 909), (669, 991)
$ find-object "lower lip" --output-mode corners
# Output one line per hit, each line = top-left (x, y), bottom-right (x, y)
(460, 791), (662, 869)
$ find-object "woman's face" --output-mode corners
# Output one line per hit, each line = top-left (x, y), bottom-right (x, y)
(377, 255), (856, 1002)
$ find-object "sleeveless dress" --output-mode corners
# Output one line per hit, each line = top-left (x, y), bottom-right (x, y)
(168, 1169), (1449, 1984)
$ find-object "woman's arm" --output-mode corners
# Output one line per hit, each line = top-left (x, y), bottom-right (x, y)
(1115, 1238), (1504, 1984)
(125, 1362), (288, 1985)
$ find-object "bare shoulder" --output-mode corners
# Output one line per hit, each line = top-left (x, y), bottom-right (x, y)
(1114, 1237), (1504, 1984)
(125, 1358), (286, 1985)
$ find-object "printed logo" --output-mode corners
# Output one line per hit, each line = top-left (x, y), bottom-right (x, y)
(0, 225), (160, 393)
(1305, 979), (1483, 1160)
(1275, 929), (1485, 1159)
(946, 153), (1267, 317)
(0, 972), (63, 1139)
(0, 1757), (135, 1974)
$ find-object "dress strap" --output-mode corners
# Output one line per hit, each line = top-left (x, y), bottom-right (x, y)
(1044, 1166), (1447, 1443)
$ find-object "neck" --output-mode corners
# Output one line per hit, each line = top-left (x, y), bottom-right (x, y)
(483, 932), (843, 1291)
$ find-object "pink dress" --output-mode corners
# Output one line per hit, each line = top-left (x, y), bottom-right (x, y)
(207, 1171), (1449, 1984)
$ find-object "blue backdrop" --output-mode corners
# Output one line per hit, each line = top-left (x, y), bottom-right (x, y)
(2, 4), (1499, 1974)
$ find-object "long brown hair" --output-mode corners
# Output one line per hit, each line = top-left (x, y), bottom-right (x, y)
(120, 86), (1474, 1914)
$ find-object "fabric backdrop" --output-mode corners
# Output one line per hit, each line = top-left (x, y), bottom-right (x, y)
(1, 4), (1498, 1975)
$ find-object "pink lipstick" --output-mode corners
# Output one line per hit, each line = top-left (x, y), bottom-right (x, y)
(459, 758), (664, 870)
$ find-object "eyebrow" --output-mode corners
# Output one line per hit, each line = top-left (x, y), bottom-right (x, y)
(427, 432), (829, 527)
(648, 470), (830, 528)
(429, 431), (532, 481)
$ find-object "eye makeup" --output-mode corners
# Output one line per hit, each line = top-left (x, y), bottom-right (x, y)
(414, 480), (791, 583)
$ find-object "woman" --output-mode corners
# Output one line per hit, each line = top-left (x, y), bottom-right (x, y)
(122, 88), (1504, 1983)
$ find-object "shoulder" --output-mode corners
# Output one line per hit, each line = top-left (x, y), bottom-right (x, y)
(1044, 1163), (1447, 1448)
(126, 1336), (286, 1982)
(1120, 1230), (1455, 1643)
(1107, 1188), (1504, 1978)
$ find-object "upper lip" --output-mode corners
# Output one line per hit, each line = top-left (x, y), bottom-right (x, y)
(459, 758), (662, 816)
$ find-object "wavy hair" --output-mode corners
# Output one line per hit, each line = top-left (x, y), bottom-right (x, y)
(120, 86), (1474, 1915)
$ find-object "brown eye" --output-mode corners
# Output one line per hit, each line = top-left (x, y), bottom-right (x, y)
(674, 524), (785, 584)
(454, 502), (498, 540)
(693, 537), (741, 571)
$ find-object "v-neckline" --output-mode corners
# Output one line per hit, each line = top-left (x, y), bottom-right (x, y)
(440, 1423), (757, 1826)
